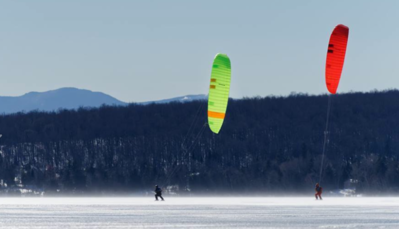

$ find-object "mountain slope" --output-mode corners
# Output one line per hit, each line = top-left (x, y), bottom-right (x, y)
(140, 94), (207, 105)
(1, 90), (399, 193)
(0, 88), (127, 114)
(0, 88), (207, 114)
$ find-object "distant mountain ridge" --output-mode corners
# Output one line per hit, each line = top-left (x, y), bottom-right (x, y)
(0, 88), (127, 114)
(140, 94), (207, 105)
(0, 88), (207, 114)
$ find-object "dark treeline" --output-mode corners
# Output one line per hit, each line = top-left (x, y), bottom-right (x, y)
(1, 90), (399, 195)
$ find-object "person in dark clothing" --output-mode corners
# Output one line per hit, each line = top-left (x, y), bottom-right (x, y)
(315, 183), (323, 200)
(154, 185), (164, 201)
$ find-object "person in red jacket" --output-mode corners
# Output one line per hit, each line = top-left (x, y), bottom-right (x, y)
(315, 183), (323, 200)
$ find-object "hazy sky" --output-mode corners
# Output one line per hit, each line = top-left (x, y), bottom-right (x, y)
(1, 1), (398, 102)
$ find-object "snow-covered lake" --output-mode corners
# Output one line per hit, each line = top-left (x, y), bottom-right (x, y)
(0, 197), (398, 228)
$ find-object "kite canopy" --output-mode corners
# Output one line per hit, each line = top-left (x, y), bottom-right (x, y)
(325, 24), (349, 94)
(207, 53), (231, 134)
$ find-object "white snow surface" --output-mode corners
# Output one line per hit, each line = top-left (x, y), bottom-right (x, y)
(0, 197), (398, 228)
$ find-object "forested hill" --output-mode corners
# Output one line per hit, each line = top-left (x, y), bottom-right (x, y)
(1, 90), (399, 195)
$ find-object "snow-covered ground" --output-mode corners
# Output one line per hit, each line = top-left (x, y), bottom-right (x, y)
(0, 197), (398, 228)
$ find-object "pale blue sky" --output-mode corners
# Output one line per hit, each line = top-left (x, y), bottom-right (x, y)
(0, 1), (398, 102)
